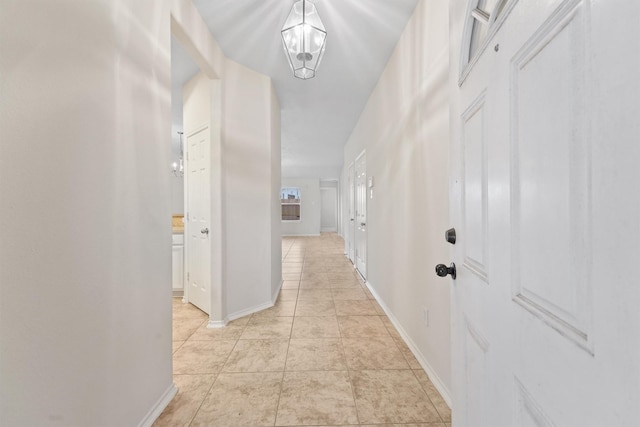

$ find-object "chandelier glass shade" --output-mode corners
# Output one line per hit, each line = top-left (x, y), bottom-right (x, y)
(281, 0), (327, 80)
(172, 131), (184, 177)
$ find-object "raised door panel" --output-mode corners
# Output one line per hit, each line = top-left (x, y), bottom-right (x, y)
(514, 378), (555, 427)
(510, 0), (591, 350)
(462, 92), (489, 282)
(463, 316), (490, 426)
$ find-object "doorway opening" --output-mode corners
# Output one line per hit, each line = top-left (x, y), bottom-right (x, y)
(170, 34), (199, 312)
(320, 180), (339, 233)
(169, 14), (227, 336)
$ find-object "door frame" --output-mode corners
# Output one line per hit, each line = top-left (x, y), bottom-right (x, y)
(347, 161), (355, 263)
(172, 22), (225, 327)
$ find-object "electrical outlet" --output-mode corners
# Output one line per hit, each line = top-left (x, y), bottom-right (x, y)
(423, 307), (430, 327)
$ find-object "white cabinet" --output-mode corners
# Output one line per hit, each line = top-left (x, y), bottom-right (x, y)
(172, 233), (184, 294)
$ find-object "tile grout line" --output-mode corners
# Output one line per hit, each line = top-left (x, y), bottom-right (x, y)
(272, 362), (287, 426)
(185, 372), (218, 427)
(187, 313), (252, 426)
(330, 257), (363, 426)
(409, 368), (447, 424)
(272, 248), (303, 426)
(273, 298), (297, 426)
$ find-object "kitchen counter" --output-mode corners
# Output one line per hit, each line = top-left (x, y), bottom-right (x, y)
(172, 214), (184, 234)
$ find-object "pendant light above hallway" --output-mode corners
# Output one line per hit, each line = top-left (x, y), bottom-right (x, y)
(281, 0), (327, 80)
(171, 131), (184, 177)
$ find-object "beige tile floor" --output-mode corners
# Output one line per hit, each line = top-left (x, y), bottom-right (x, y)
(155, 233), (451, 427)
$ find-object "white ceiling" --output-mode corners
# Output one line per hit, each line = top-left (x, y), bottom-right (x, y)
(171, 37), (198, 135)
(172, 0), (420, 179)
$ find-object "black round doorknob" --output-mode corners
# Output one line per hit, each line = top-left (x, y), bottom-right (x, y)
(435, 263), (456, 280)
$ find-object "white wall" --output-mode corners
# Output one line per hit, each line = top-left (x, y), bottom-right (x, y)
(281, 178), (321, 236)
(169, 35), (193, 216)
(0, 1), (174, 425)
(223, 60), (282, 317)
(342, 0), (452, 401)
(170, 0), (224, 80)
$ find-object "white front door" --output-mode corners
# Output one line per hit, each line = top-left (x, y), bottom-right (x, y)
(185, 126), (211, 315)
(347, 162), (355, 263)
(450, 0), (640, 425)
(354, 152), (367, 278)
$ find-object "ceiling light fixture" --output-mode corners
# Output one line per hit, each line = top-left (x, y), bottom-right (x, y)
(171, 131), (184, 177)
(281, 0), (327, 80)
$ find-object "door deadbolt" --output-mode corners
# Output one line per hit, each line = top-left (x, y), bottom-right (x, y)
(435, 263), (456, 280)
(201, 228), (209, 234)
(445, 228), (456, 245)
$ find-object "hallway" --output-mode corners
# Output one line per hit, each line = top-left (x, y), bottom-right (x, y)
(155, 234), (450, 426)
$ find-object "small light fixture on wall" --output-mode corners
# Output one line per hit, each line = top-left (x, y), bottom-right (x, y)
(281, 0), (327, 80)
(172, 131), (184, 177)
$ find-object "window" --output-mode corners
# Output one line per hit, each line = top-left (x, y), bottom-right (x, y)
(460, 0), (510, 81)
(281, 187), (301, 221)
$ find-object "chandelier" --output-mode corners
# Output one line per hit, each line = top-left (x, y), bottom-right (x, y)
(281, 0), (327, 80)
(171, 131), (184, 177)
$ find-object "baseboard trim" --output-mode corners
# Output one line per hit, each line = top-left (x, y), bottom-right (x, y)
(282, 233), (321, 237)
(172, 290), (184, 298)
(205, 279), (284, 328)
(207, 319), (228, 329)
(225, 299), (275, 323)
(271, 279), (283, 304)
(137, 382), (177, 427)
(364, 280), (452, 407)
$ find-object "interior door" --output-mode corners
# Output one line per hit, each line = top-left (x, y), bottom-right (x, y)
(186, 126), (211, 315)
(450, 0), (639, 426)
(347, 162), (355, 263)
(354, 152), (367, 278)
